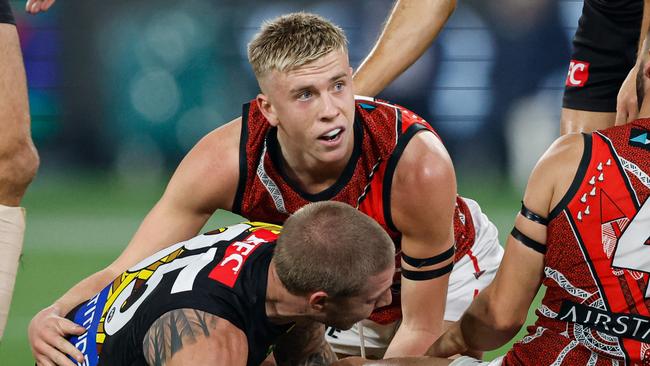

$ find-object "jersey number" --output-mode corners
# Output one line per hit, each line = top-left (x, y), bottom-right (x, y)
(611, 199), (650, 297)
(103, 224), (251, 335)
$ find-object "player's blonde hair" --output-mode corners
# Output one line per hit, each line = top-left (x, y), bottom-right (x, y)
(247, 12), (348, 79)
(274, 202), (395, 298)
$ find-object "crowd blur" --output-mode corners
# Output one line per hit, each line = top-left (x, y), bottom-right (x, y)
(16, 0), (579, 187)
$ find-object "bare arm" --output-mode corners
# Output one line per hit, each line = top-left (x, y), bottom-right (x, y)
(427, 134), (584, 356)
(616, 0), (650, 124)
(383, 132), (457, 357)
(143, 309), (248, 366)
(29, 118), (242, 364)
(353, 0), (455, 97)
(273, 322), (337, 366)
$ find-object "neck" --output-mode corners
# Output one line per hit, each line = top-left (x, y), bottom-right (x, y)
(275, 131), (354, 194)
(265, 263), (311, 324)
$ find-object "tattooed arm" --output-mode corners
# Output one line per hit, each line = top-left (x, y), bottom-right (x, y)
(143, 308), (248, 366)
(273, 322), (337, 366)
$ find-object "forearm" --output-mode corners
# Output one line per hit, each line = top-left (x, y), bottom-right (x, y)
(384, 326), (441, 358)
(274, 323), (337, 366)
(52, 267), (119, 315)
(353, 0), (455, 96)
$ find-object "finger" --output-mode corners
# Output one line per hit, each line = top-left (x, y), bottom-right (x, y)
(43, 0), (55, 11)
(41, 342), (78, 366)
(58, 318), (86, 336)
(30, 1), (39, 14)
(25, 0), (33, 13)
(35, 355), (56, 366)
(54, 336), (85, 364)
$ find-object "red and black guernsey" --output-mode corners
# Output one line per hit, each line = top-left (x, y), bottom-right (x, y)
(232, 96), (477, 324)
(505, 120), (650, 365)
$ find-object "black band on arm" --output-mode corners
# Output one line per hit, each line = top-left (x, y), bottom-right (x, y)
(401, 262), (454, 281)
(0, 0), (15, 25)
(520, 201), (549, 226)
(511, 227), (546, 254)
(401, 246), (455, 268)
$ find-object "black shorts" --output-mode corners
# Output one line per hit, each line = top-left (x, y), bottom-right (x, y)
(563, 0), (643, 112)
(0, 0), (14, 25)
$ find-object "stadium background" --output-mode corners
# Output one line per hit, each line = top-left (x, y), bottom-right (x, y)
(1, 0), (582, 363)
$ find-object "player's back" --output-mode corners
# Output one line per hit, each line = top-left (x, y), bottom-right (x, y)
(65, 222), (290, 366)
(505, 120), (650, 365)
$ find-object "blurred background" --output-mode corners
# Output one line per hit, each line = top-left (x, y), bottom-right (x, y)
(2, 0), (581, 363)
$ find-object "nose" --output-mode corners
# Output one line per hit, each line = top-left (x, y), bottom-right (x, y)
(319, 93), (339, 122)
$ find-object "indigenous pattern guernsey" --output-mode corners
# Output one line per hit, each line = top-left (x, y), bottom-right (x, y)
(234, 96), (477, 324)
(505, 120), (650, 365)
(65, 222), (292, 366)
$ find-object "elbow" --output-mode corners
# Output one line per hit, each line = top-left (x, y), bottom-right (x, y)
(489, 306), (526, 338)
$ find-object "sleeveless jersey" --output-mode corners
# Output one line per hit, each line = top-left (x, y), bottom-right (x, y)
(66, 222), (292, 366)
(233, 96), (476, 324)
(505, 120), (650, 365)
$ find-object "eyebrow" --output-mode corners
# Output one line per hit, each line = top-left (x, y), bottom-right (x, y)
(288, 72), (348, 95)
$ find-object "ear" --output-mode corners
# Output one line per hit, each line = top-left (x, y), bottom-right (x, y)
(256, 93), (279, 127)
(307, 291), (329, 311)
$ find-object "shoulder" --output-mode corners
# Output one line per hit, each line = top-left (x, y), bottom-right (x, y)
(394, 130), (454, 189)
(143, 308), (248, 366)
(390, 131), (456, 239)
(524, 132), (587, 215)
(165, 117), (243, 212)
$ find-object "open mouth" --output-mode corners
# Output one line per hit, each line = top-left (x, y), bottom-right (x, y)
(318, 128), (343, 142)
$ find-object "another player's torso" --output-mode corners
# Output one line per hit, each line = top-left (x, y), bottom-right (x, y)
(66, 222), (290, 366)
(505, 120), (650, 365)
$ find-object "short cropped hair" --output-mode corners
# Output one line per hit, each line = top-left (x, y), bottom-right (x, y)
(247, 12), (348, 79)
(274, 201), (395, 298)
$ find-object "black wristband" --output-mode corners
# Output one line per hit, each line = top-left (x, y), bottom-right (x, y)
(0, 0), (15, 25)
(401, 262), (454, 281)
(520, 201), (548, 226)
(511, 227), (546, 254)
(401, 246), (455, 268)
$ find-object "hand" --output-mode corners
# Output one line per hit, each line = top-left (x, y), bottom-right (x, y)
(332, 357), (368, 366)
(28, 305), (86, 366)
(616, 63), (640, 126)
(25, 0), (55, 14)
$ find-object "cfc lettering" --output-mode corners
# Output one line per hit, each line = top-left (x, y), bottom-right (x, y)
(566, 60), (589, 87)
(220, 253), (244, 273)
(209, 232), (274, 287)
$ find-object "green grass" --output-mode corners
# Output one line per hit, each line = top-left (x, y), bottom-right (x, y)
(0, 173), (543, 364)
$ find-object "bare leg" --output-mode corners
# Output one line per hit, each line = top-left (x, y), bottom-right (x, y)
(0, 21), (39, 341)
(559, 108), (616, 135)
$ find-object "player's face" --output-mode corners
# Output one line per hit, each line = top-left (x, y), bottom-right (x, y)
(258, 50), (356, 166)
(323, 265), (394, 330)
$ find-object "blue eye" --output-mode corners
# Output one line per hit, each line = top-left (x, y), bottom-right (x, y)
(334, 82), (344, 91)
(298, 91), (312, 100)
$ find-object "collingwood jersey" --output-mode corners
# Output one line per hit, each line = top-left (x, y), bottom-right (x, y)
(66, 222), (292, 366)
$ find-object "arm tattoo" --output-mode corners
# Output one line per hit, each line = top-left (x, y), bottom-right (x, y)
(274, 323), (338, 366)
(142, 309), (221, 366)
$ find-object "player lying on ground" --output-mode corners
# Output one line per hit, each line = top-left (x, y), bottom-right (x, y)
(334, 32), (650, 366)
(61, 202), (395, 366)
(29, 11), (503, 363)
